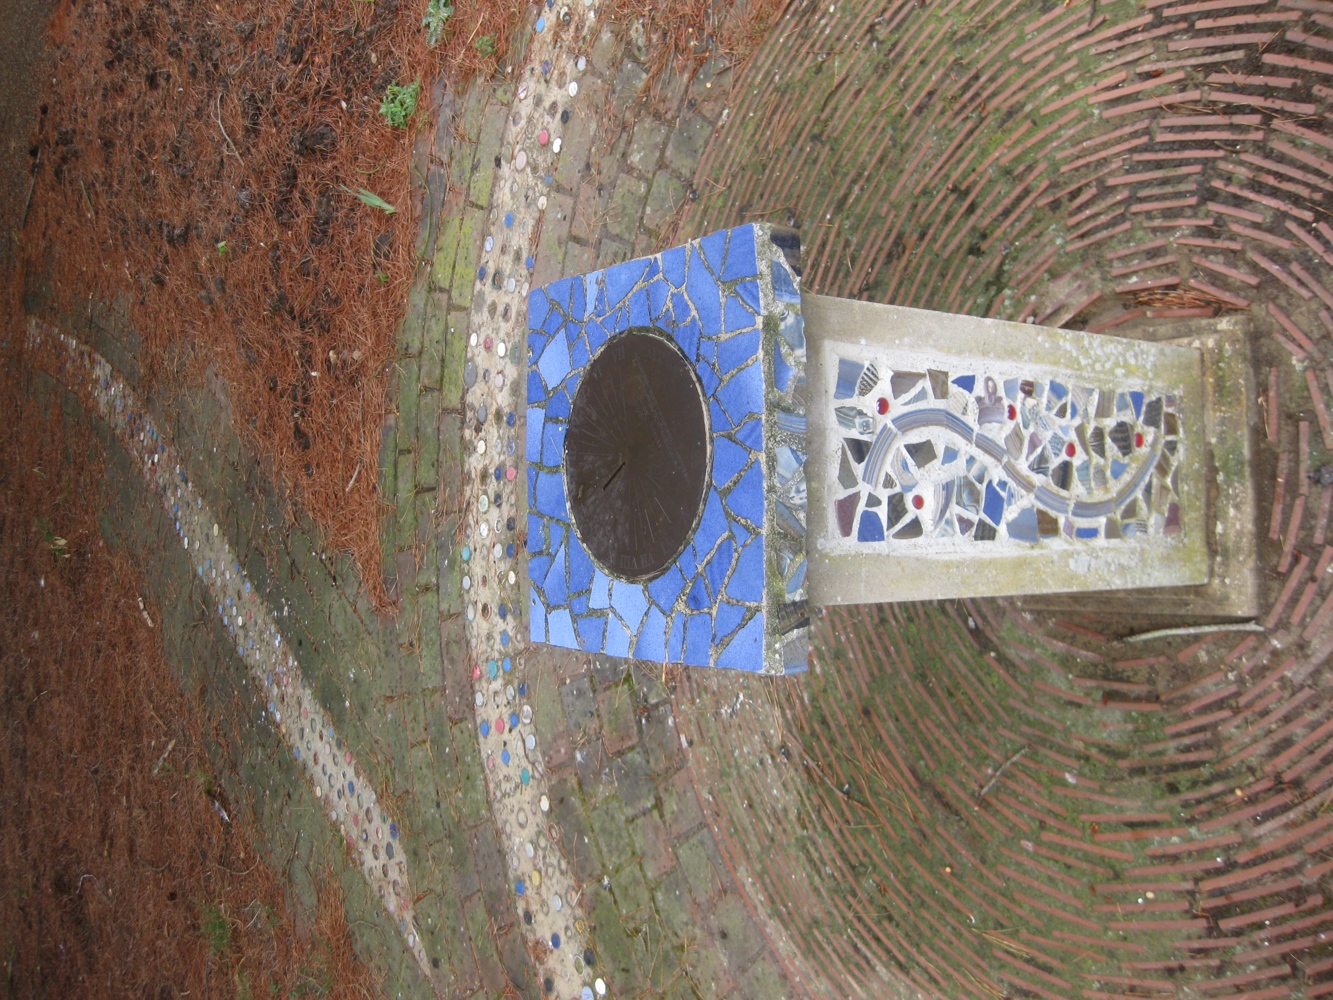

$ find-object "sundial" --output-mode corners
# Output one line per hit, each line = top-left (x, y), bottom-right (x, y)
(564, 329), (710, 582)
(527, 224), (1234, 672)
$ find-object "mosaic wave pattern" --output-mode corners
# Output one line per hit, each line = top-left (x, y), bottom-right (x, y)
(527, 224), (808, 673)
(29, 324), (431, 976)
(829, 357), (1183, 547)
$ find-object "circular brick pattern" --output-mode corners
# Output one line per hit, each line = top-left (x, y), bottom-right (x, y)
(672, 1), (1333, 998)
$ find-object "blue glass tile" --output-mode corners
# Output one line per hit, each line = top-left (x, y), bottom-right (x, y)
(857, 510), (885, 542)
(710, 398), (733, 433)
(733, 279), (760, 312)
(731, 519), (752, 548)
(548, 608), (576, 649)
(528, 330), (549, 359)
(713, 601), (746, 644)
(723, 298), (756, 338)
(541, 420), (565, 466)
(649, 272), (671, 322)
(673, 310), (702, 362)
(542, 299), (566, 337)
(605, 614), (632, 657)
(1130, 390), (1144, 418)
(590, 568), (611, 609)
(611, 579), (649, 632)
(774, 345), (795, 394)
(721, 225), (756, 282)
(546, 385), (571, 420)
(538, 335), (571, 390)
(686, 574), (709, 611)
(569, 540), (594, 595)
(634, 607), (668, 661)
(735, 417), (762, 452)
(1111, 458), (1128, 479)
(1009, 508), (1038, 542)
(698, 488), (728, 550)
(952, 374), (975, 393)
(697, 362), (719, 397)
(543, 547), (569, 606)
(568, 273), (586, 319)
(530, 587), (547, 642)
(727, 539), (764, 604)
(717, 613), (762, 670)
(548, 521), (565, 557)
(699, 337), (716, 366)
(527, 370), (546, 406)
(588, 273), (608, 315)
(771, 258), (799, 304)
(983, 481), (1005, 525)
(628, 287), (652, 328)
(661, 246), (687, 288)
(605, 259), (651, 310)
(648, 563), (684, 611)
(718, 328), (759, 373)
(699, 230), (728, 276)
(576, 614), (606, 651)
(526, 406), (545, 463)
(718, 361), (762, 426)
(527, 514), (546, 554)
(684, 613), (712, 665)
(528, 288), (549, 326)
(713, 438), (750, 489)
(704, 538), (735, 601)
(570, 591), (590, 617)
(943, 446), (958, 465)
(778, 310), (804, 353)
(785, 557), (807, 597)
(534, 471), (567, 520)
(529, 554), (551, 588)
(570, 333), (590, 372)
(1049, 380), (1068, 401)
(1075, 526), (1100, 539)
(727, 463), (764, 526)
(667, 612), (685, 661)
(586, 317), (609, 353)
(834, 358), (863, 400)
(686, 260), (723, 334)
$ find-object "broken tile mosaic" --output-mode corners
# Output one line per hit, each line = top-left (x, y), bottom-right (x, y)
(825, 359), (1184, 548)
(527, 225), (808, 673)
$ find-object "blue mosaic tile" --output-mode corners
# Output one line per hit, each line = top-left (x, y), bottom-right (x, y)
(718, 329), (760, 372)
(699, 230), (728, 275)
(704, 537), (736, 602)
(576, 614), (605, 651)
(713, 438), (750, 490)
(569, 540), (594, 595)
(634, 608), (668, 660)
(604, 615), (632, 657)
(548, 608), (576, 648)
(611, 578), (648, 633)
(728, 540), (764, 604)
(728, 463), (765, 526)
(713, 602), (746, 644)
(590, 568), (611, 609)
(526, 407), (545, 463)
(538, 335), (571, 390)
(526, 225), (809, 673)
(721, 226), (756, 282)
(540, 420), (565, 466)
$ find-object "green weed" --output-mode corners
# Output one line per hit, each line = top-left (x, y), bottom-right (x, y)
(475, 35), (495, 57)
(379, 81), (420, 128)
(422, 0), (453, 46)
(200, 901), (231, 958)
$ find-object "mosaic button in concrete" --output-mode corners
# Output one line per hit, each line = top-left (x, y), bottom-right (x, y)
(527, 224), (809, 673)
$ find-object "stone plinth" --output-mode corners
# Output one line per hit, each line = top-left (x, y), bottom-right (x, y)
(804, 294), (1211, 606)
